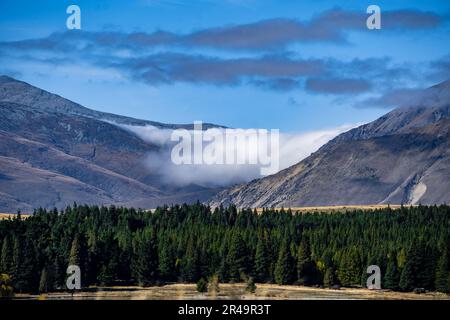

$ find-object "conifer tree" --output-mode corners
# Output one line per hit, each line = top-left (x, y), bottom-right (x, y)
(69, 235), (81, 266)
(254, 235), (270, 282)
(0, 236), (13, 275)
(98, 259), (118, 286)
(158, 237), (175, 282)
(0, 202), (448, 293)
(435, 237), (450, 293)
(181, 237), (200, 282)
(415, 241), (435, 289)
(399, 260), (415, 292)
(39, 268), (49, 293)
(218, 246), (229, 282)
(12, 237), (36, 292)
(338, 246), (361, 287)
(132, 229), (158, 286)
(274, 240), (294, 285)
(399, 242), (420, 291)
(227, 233), (249, 282)
(196, 278), (208, 293)
(384, 255), (400, 290)
(297, 237), (316, 285)
(246, 277), (256, 293)
(323, 267), (336, 288)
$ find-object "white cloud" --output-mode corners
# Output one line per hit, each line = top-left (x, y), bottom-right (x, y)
(116, 122), (358, 187)
(119, 123), (173, 146)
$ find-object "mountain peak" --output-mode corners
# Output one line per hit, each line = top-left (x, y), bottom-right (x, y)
(0, 76), (223, 130)
(0, 75), (19, 83)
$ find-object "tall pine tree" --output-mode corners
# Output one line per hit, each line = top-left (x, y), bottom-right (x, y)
(296, 237), (316, 285)
(254, 235), (270, 283)
(274, 240), (294, 285)
(384, 254), (400, 290)
(435, 237), (450, 293)
(0, 236), (13, 275)
(132, 229), (158, 286)
(227, 233), (249, 282)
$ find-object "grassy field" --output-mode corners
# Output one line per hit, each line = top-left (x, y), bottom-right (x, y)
(254, 204), (410, 214)
(147, 204), (410, 214)
(0, 213), (31, 220)
(14, 283), (450, 300)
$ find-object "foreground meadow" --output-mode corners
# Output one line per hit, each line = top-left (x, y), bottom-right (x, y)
(14, 283), (450, 300)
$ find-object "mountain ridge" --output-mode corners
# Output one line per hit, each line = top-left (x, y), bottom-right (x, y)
(0, 75), (220, 129)
(208, 80), (450, 208)
(0, 76), (222, 212)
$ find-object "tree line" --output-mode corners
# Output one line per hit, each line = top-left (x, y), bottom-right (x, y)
(0, 203), (449, 294)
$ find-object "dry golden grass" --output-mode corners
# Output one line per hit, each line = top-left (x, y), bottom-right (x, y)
(254, 204), (413, 214)
(0, 213), (31, 220)
(15, 283), (450, 300)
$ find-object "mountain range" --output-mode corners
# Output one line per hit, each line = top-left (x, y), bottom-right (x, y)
(1, 75), (449, 212)
(0, 76), (221, 213)
(208, 80), (450, 208)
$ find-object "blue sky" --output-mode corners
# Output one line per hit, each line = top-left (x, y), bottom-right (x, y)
(1, 0), (449, 132)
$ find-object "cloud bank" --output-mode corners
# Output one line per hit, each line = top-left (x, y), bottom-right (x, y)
(0, 8), (447, 96)
(2, 9), (442, 51)
(117, 123), (357, 187)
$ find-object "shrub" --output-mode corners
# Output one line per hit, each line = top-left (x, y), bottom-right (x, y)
(246, 277), (256, 293)
(196, 278), (208, 293)
(0, 274), (14, 298)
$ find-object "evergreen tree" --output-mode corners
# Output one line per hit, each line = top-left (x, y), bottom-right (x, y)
(12, 236), (25, 291)
(399, 260), (415, 292)
(274, 240), (294, 285)
(384, 255), (400, 290)
(69, 235), (81, 266)
(0, 202), (449, 293)
(254, 235), (270, 282)
(338, 246), (361, 287)
(0, 236), (13, 275)
(415, 241), (436, 289)
(0, 274), (14, 298)
(323, 267), (336, 288)
(39, 268), (49, 293)
(296, 237), (316, 285)
(218, 246), (229, 282)
(181, 237), (200, 282)
(12, 237), (36, 292)
(399, 242), (420, 292)
(246, 277), (256, 293)
(87, 240), (100, 285)
(435, 238), (450, 293)
(97, 259), (118, 286)
(196, 278), (208, 293)
(227, 233), (249, 282)
(158, 237), (175, 282)
(132, 229), (158, 286)
(68, 234), (89, 285)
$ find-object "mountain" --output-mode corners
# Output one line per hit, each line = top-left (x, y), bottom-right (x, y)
(0, 75), (218, 129)
(0, 76), (221, 213)
(208, 81), (450, 208)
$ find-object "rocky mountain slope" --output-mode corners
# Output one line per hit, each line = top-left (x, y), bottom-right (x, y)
(0, 76), (221, 213)
(208, 81), (450, 208)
